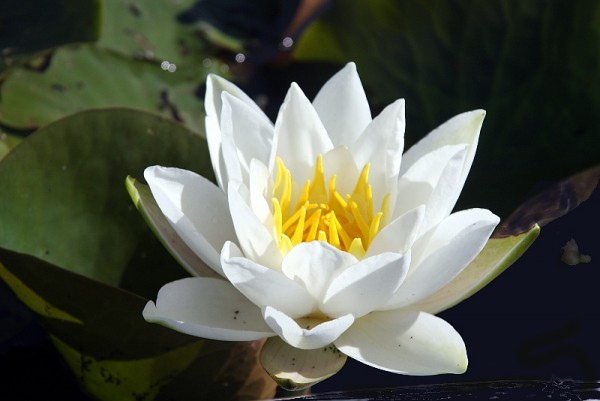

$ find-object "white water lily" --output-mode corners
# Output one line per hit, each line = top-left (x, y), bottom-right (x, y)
(142, 63), (499, 378)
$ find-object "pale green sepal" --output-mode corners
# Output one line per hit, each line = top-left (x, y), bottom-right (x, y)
(51, 334), (203, 401)
(125, 176), (220, 279)
(0, 261), (83, 324)
(416, 224), (540, 314)
(259, 336), (347, 391)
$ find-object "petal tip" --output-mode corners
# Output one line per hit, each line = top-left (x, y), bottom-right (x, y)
(142, 300), (157, 320)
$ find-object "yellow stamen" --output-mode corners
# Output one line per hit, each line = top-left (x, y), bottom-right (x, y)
(272, 198), (283, 238)
(272, 155), (389, 258)
(349, 238), (366, 259)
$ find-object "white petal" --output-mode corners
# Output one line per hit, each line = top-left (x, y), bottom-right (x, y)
(220, 92), (275, 183)
(219, 108), (242, 184)
(312, 62), (371, 146)
(393, 144), (467, 228)
(143, 277), (274, 341)
(274, 83), (333, 182)
(322, 251), (409, 318)
(336, 310), (467, 375)
(263, 306), (354, 350)
(145, 166), (235, 276)
(228, 180), (282, 269)
(221, 242), (314, 318)
(417, 146), (470, 232)
(384, 208), (499, 309)
(205, 116), (227, 190)
(399, 110), (485, 202)
(366, 205), (425, 257)
(205, 74), (267, 123)
(248, 159), (273, 225)
(205, 74), (269, 189)
(281, 241), (357, 302)
(350, 99), (405, 205)
(322, 146), (360, 197)
(414, 225), (540, 315)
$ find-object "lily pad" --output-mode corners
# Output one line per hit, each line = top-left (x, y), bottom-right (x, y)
(0, 108), (275, 399)
(0, 131), (21, 160)
(0, 0), (101, 73)
(0, 249), (275, 400)
(0, 45), (219, 133)
(0, 108), (212, 287)
(96, 0), (206, 64)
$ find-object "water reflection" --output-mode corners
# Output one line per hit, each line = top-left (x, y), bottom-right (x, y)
(274, 379), (600, 401)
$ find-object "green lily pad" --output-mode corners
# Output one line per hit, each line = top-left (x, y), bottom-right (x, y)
(0, 0), (231, 133)
(0, 131), (22, 160)
(0, 45), (220, 132)
(293, 0), (600, 218)
(416, 224), (540, 314)
(0, 108), (212, 287)
(0, 108), (275, 399)
(0, 0), (101, 74)
(0, 249), (275, 400)
(96, 0), (206, 64)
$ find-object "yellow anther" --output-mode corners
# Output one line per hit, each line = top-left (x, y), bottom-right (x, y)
(328, 211), (341, 248)
(282, 205), (304, 233)
(309, 154), (328, 204)
(291, 207), (306, 245)
(348, 197), (370, 240)
(305, 209), (321, 241)
(279, 234), (293, 254)
(272, 198), (283, 237)
(349, 238), (366, 259)
(369, 212), (383, 245)
(272, 155), (389, 258)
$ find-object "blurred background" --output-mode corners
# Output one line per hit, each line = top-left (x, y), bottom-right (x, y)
(1, 0), (598, 399)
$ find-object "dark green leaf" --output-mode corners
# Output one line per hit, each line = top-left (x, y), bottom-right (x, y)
(0, 108), (212, 287)
(0, 0), (101, 73)
(294, 0), (600, 217)
(0, 249), (276, 400)
(96, 0), (208, 64)
(0, 45), (218, 132)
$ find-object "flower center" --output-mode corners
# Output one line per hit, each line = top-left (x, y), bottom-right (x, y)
(272, 155), (389, 259)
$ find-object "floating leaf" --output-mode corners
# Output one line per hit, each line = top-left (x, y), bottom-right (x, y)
(0, 0), (101, 73)
(0, 46), (218, 132)
(96, 0), (207, 64)
(0, 248), (275, 400)
(0, 261), (81, 324)
(0, 108), (212, 287)
(0, 108), (276, 398)
(0, 131), (21, 160)
(51, 335), (203, 401)
(260, 336), (347, 391)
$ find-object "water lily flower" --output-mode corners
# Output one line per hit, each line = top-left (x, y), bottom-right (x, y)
(142, 63), (499, 381)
